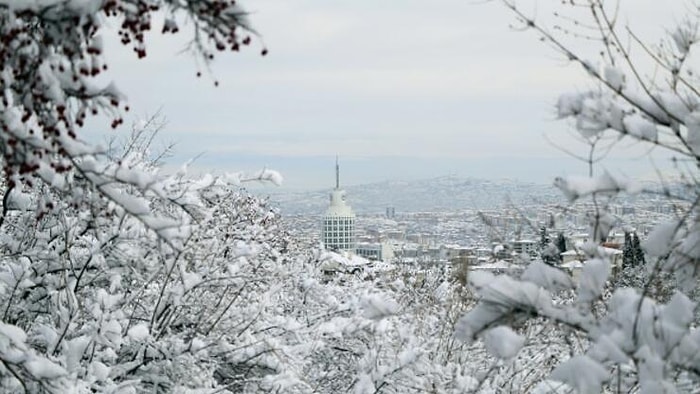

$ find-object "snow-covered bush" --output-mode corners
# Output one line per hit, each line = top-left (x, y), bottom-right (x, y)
(456, 1), (700, 392)
(0, 118), (294, 392)
(0, 2), (283, 391)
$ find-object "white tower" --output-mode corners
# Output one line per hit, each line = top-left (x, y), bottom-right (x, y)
(322, 157), (355, 252)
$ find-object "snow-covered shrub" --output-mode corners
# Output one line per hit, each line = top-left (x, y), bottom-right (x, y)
(456, 1), (700, 392)
(0, 118), (293, 392)
(0, 2), (282, 391)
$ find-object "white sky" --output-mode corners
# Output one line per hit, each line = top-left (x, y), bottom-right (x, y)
(89, 0), (686, 189)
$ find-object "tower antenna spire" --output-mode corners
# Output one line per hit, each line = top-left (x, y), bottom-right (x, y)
(335, 155), (340, 189)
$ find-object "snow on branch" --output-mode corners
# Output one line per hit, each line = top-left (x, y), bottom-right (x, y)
(0, 0), (263, 195)
(554, 172), (642, 202)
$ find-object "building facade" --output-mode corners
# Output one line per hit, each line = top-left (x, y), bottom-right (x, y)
(356, 241), (394, 261)
(322, 159), (356, 252)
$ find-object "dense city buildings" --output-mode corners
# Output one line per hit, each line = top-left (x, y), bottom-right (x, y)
(280, 176), (686, 272)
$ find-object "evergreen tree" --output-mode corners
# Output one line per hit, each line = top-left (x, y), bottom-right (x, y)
(539, 226), (560, 265)
(623, 232), (635, 267)
(538, 226), (550, 252)
(632, 232), (646, 266)
(555, 233), (567, 256)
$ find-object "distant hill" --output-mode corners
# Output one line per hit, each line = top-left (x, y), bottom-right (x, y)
(263, 176), (563, 215)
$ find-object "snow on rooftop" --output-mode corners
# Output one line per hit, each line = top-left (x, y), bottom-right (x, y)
(472, 260), (517, 270)
(561, 250), (582, 256)
(319, 250), (370, 268)
(561, 261), (584, 269)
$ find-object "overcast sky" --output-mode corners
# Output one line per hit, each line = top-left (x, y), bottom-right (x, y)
(89, 0), (684, 189)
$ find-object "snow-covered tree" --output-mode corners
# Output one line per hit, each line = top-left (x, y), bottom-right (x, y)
(457, 1), (700, 392)
(0, 116), (295, 392)
(632, 232), (646, 267)
(0, 2), (281, 389)
(555, 232), (567, 257)
(0, 0), (264, 197)
(622, 232), (634, 267)
(538, 226), (549, 251)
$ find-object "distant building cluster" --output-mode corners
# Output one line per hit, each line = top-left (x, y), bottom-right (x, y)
(310, 160), (686, 278)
